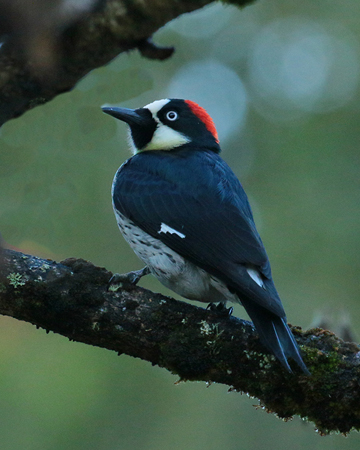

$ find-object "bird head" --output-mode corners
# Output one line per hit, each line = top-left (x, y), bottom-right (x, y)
(102, 98), (220, 154)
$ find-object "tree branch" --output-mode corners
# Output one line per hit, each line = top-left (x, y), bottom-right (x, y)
(1, 248), (360, 434)
(0, 0), (252, 126)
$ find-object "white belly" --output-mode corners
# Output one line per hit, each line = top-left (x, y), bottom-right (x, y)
(114, 211), (238, 304)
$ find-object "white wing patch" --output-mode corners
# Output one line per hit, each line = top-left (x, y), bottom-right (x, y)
(158, 223), (186, 239)
(246, 267), (265, 288)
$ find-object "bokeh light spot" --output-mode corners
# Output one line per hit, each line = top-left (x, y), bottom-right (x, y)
(168, 3), (234, 39)
(168, 60), (247, 141)
(248, 17), (360, 119)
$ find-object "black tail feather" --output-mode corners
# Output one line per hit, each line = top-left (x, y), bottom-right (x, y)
(242, 299), (310, 375)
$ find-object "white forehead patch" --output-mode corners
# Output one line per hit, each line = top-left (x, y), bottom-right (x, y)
(144, 99), (170, 118)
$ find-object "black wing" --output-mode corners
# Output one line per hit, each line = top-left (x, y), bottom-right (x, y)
(113, 149), (284, 317)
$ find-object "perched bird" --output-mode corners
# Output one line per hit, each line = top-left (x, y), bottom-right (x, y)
(102, 98), (309, 374)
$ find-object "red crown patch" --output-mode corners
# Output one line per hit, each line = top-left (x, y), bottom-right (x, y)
(185, 100), (219, 143)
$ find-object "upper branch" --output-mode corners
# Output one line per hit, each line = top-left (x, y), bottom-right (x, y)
(0, 248), (360, 434)
(0, 0), (252, 126)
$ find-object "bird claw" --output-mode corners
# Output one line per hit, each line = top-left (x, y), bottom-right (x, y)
(108, 266), (150, 291)
(207, 302), (233, 317)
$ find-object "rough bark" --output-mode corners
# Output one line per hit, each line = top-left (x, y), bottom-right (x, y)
(0, 0), (252, 126)
(1, 248), (360, 435)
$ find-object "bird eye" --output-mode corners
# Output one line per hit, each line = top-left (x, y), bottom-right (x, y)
(166, 111), (178, 121)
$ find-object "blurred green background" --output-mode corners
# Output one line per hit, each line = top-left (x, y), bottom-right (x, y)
(1, 1), (360, 448)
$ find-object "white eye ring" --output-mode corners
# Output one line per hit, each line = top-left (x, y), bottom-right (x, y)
(166, 111), (178, 121)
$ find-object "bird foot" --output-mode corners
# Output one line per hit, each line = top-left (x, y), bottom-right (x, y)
(207, 302), (233, 317)
(108, 266), (150, 291)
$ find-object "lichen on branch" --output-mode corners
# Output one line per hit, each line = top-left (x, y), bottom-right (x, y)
(1, 248), (360, 434)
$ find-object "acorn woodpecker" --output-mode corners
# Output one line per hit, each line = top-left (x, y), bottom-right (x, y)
(102, 98), (309, 374)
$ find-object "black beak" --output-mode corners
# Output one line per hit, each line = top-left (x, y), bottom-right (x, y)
(102, 104), (157, 150)
(101, 106), (147, 126)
